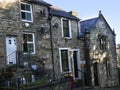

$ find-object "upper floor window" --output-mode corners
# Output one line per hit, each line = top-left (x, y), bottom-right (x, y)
(99, 36), (107, 50)
(61, 18), (72, 39)
(23, 33), (35, 54)
(59, 48), (71, 73)
(21, 2), (33, 22)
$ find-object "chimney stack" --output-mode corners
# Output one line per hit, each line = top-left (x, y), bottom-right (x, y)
(69, 11), (78, 17)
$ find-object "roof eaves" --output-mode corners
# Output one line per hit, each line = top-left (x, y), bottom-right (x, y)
(50, 8), (79, 20)
(28, 0), (52, 6)
(99, 14), (115, 35)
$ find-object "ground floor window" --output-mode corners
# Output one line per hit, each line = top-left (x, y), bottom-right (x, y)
(23, 33), (35, 54)
(59, 48), (71, 73)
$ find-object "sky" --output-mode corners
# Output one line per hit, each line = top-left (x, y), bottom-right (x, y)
(44, 0), (120, 44)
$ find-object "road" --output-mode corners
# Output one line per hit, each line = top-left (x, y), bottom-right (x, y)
(74, 86), (120, 90)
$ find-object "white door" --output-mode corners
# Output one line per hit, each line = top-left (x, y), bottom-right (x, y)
(6, 36), (17, 64)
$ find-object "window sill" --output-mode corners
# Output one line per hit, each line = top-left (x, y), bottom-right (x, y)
(22, 19), (33, 23)
(61, 71), (72, 75)
(63, 37), (72, 40)
(23, 52), (35, 55)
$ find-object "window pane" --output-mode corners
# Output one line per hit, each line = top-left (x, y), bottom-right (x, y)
(61, 50), (69, 72)
(23, 34), (28, 52)
(28, 43), (34, 52)
(63, 20), (70, 37)
(21, 4), (25, 10)
(23, 43), (28, 52)
(23, 34), (33, 42)
(64, 29), (70, 37)
(23, 34), (27, 40)
(27, 34), (33, 41)
(63, 20), (68, 27)
(21, 12), (32, 21)
(26, 13), (32, 21)
(63, 20), (68, 29)
(21, 12), (26, 19)
(26, 4), (30, 11)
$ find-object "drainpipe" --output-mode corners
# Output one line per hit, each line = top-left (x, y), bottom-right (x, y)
(48, 7), (55, 79)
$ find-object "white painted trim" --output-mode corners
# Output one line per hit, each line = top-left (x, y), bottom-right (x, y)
(59, 48), (71, 73)
(20, 2), (33, 22)
(22, 32), (35, 54)
(68, 20), (72, 38)
(61, 18), (72, 39)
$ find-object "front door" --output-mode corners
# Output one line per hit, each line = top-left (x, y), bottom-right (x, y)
(6, 36), (17, 64)
(72, 50), (80, 79)
(93, 62), (99, 86)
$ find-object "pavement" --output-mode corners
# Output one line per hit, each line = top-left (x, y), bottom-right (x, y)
(73, 86), (120, 90)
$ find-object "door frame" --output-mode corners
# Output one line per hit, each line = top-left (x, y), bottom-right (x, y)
(59, 48), (72, 73)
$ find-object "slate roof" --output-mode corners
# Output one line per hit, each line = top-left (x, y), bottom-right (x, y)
(28, 0), (52, 6)
(28, 1), (79, 20)
(79, 17), (98, 38)
(81, 17), (98, 31)
(50, 7), (79, 20)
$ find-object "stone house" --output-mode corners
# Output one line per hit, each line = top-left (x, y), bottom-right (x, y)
(0, 0), (55, 79)
(0, 0), (82, 82)
(79, 11), (118, 87)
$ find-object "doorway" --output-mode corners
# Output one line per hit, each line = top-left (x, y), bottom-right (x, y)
(72, 50), (80, 79)
(93, 62), (99, 86)
(6, 36), (17, 64)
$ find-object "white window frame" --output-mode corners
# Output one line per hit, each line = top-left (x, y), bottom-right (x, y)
(22, 32), (35, 54)
(59, 48), (71, 73)
(61, 18), (72, 39)
(21, 2), (33, 22)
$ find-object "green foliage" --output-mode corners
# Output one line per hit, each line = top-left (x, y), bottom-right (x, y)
(0, 68), (14, 81)
(74, 79), (83, 87)
(27, 75), (49, 87)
